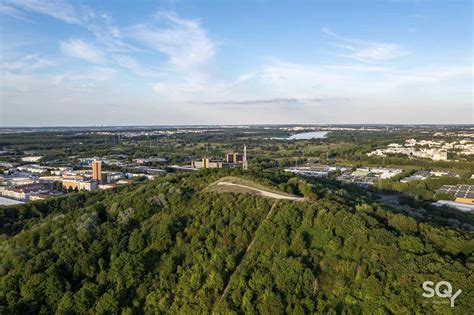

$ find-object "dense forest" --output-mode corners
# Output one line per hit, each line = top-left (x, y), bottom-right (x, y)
(1, 169), (473, 314)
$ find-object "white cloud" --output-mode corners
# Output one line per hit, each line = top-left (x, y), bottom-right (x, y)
(348, 43), (409, 63)
(1, 5), (471, 125)
(5, 0), (130, 52)
(152, 69), (258, 102)
(0, 3), (31, 22)
(60, 39), (106, 64)
(323, 28), (410, 63)
(6, 0), (91, 25)
(132, 10), (216, 69)
(385, 65), (473, 88)
(1, 54), (53, 72)
(258, 59), (348, 98)
(113, 55), (160, 76)
(324, 64), (389, 72)
(188, 97), (322, 105)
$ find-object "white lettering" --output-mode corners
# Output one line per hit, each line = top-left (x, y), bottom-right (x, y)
(422, 281), (435, 298)
(422, 280), (462, 308)
(435, 281), (452, 298)
(450, 289), (462, 307)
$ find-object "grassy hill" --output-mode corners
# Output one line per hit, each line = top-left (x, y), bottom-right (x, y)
(0, 170), (473, 314)
(206, 176), (291, 194)
(205, 176), (304, 201)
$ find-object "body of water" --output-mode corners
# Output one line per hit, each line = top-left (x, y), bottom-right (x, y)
(286, 131), (328, 140)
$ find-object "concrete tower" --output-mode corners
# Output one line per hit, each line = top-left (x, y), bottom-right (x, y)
(242, 145), (248, 170)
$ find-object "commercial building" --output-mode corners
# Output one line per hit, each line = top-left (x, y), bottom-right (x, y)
(285, 165), (332, 177)
(133, 157), (167, 165)
(400, 171), (431, 183)
(21, 156), (42, 162)
(337, 167), (402, 185)
(166, 165), (198, 172)
(437, 185), (474, 205)
(1, 183), (49, 201)
(106, 172), (125, 184)
(92, 160), (102, 181)
(29, 191), (62, 201)
(401, 170), (459, 183)
(8, 177), (35, 186)
(17, 164), (48, 174)
(62, 180), (98, 191)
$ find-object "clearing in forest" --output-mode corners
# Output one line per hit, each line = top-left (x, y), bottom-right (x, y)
(205, 176), (304, 201)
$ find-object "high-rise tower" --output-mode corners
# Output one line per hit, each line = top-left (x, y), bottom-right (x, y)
(242, 145), (248, 170)
(92, 160), (102, 181)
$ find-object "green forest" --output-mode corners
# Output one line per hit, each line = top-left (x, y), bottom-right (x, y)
(1, 169), (473, 314)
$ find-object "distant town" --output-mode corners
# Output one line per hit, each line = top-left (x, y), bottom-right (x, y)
(0, 125), (473, 213)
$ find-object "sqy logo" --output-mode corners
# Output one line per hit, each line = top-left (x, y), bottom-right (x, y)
(422, 281), (462, 307)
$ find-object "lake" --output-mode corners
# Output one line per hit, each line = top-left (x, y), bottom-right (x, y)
(286, 131), (328, 140)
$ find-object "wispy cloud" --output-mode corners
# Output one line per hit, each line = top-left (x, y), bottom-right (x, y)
(4, 0), (131, 52)
(0, 3), (31, 22)
(6, 0), (92, 25)
(189, 97), (322, 105)
(132, 10), (216, 69)
(324, 64), (389, 72)
(113, 55), (160, 76)
(385, 65), (473, 88)
(323, 27), (410, 63)
(1, 54), (53, 72)
(60, 39), (106, 64)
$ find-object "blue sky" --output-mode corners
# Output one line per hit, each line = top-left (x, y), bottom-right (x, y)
(0, 0), (472, 126)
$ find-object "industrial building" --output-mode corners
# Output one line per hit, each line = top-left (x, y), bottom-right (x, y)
(192, 145), (248, 170)
(226, 153), (244, 163)
(192, 158), (227, 169)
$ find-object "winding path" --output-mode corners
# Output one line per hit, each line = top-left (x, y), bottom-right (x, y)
(216, 182), (305, 201)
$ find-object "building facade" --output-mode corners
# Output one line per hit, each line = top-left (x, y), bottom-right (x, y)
(92, 160), (102, 181)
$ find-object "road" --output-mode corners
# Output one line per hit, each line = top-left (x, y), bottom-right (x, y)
(216, 182), (305, 201)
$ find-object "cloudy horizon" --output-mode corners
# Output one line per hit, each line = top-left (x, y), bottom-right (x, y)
(1, 0), (473, 126)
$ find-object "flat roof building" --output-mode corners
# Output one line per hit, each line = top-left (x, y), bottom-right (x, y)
(437, 185), (474, 205)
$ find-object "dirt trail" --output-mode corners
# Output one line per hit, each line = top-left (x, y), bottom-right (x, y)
(213, 201), (280, 313)
(216, 182), (305, 201)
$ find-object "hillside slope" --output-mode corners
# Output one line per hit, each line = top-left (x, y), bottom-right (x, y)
(0, 171), (473, 314)
(206, 176), (305, 201)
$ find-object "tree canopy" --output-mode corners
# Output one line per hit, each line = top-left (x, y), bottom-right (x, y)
(1, 170), (473, 314)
